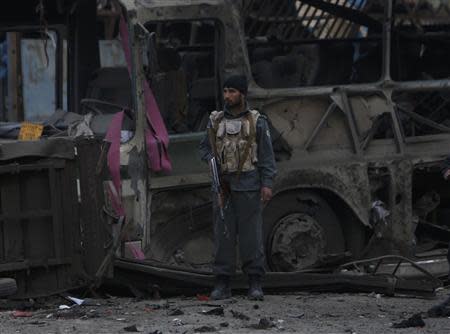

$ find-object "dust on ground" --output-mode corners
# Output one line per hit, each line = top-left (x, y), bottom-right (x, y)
(1, 288), (450, 334)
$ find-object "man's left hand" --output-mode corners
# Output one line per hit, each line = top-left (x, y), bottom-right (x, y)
(261, 187), (272, 203)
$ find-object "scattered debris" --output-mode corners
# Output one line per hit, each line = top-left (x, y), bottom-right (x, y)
(146, 301), (170, 310)
(56, 307), (100, 320)
(123, 324), (142, 332)
(146, 304), (161, 310)
(276, 319), (285, 330)
(201, 307), (224, 316)
(67, 296), (85, 306)
(196, 294), (209, 301)
(248, 317), (276, 330)
(116, 257), (441, 297)
(172, 318), (184, 326)
(59, 305), (71, 310)
(168, 308), (184, 316)
(194, 325), (217, 332)
(230, 310), (250, 321)
(12, 310), (33, 318)
(287, 312), (305, 319)
(392, 313), (425, 328)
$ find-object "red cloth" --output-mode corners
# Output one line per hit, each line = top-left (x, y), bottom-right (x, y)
(119, 16), (172, 173)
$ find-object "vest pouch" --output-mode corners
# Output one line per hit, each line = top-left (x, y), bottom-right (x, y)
(216, 121), (226, 138)
(238, 139), (255, 172)
(251, 142), (258, 164)
(225, 119), (242, 135)
(241, 118), (250, 137)
(222, 138), (238, 172)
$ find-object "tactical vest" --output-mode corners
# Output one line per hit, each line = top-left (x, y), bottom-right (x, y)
(209, 110), (260, 173)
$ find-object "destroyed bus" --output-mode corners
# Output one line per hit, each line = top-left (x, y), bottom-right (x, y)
(117, 0), (450, 275)
(1, 0), (450, 297)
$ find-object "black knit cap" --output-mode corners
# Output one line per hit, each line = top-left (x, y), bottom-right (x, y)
(223, 75), (248, 95)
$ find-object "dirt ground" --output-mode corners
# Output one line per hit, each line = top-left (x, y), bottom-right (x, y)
(1, 287), (450, 334)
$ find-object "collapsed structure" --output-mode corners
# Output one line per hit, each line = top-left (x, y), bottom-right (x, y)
(0, 0), (449, 297)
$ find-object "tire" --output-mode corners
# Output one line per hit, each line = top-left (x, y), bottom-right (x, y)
(263, 190), (345, 271)
(0, 278), (17, 297)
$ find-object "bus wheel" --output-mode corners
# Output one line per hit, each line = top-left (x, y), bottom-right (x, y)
(263, 191), (345, 272)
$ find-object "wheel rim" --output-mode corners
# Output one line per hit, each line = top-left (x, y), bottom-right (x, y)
(268, 213), (326, 271)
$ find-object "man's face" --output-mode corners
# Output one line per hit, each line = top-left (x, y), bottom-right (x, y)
(223, 87), (243, 109)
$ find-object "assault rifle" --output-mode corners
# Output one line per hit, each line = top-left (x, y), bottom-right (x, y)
(209, 157), (225, 220)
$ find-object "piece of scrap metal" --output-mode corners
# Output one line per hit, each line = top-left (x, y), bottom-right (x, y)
(114, 257), (441, 297)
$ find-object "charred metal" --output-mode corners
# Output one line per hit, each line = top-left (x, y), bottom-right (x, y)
(0, 0), (450, 298)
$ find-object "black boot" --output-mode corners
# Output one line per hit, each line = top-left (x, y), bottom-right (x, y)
(210, 275), (231, 300)
(248, 275), (264, 301)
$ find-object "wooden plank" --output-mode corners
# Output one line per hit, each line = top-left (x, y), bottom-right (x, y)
(6, 32), (23, 122)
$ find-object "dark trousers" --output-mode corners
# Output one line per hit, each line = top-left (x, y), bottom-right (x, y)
(212, 190), (265, 277)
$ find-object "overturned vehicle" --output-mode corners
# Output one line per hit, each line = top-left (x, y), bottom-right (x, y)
(1, 0), (450, 297)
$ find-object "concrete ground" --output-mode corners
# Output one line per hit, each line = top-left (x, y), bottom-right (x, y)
(1, 288), (450, 334)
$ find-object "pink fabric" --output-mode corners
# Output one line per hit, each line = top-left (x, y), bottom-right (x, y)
(119, 16), (172, 173)
(105, 111), (126, 217)
(105, 111), (145, 260)
(126, 243), (146, 260)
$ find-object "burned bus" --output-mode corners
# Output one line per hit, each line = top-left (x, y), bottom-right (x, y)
(1, 0), (450, 297)
(115, 0), (450, 274)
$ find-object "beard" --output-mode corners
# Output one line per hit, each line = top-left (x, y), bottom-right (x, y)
(224, 98), (243, 109)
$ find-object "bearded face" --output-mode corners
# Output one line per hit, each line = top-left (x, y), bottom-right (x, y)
(223, 87), (244, 109)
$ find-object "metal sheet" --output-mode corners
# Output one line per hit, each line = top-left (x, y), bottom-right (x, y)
(21, 38), (67, 121)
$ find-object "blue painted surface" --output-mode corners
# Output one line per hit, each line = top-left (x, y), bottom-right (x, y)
(21, 38), (68, 122)
(20, 38), (124, 121)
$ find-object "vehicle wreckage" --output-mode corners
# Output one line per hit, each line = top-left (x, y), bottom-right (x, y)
(0, 0), (450, 298)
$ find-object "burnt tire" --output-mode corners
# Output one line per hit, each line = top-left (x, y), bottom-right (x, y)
(263, 191), (345, 271)
(0, 278), (17, 298)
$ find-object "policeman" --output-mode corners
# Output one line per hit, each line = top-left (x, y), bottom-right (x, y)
(442, 156), (450, 276)
(199, 74), (277, 300)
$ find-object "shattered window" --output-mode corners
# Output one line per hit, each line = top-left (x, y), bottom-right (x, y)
(244, 0), (384, 88)
(145, 20), (220, 134)
(391, 0), (450, 81)
(390, 1), (450, 138)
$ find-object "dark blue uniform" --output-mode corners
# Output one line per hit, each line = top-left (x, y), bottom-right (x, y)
(199, 107), (277, 277)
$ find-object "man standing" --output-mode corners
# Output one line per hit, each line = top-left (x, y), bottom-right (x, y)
(442, 156), (450, 275)
(199, 75), (277, 300)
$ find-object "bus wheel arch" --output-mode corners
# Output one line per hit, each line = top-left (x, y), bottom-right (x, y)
(263, 188), (368, 271)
